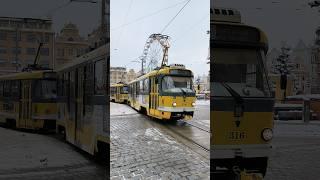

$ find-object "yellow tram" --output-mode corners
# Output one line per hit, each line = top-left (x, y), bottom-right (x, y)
(0, 70), (57, 130)
(110, 82), (128, 103)
(128, 64), (196, 120)
(56, 44), (109, 159)
(211, 8), (274, 175)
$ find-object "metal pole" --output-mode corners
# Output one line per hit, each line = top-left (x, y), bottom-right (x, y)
(101, 0), (106, 44)
(15, 27), (19, 72)
(303, 98), (310, 123)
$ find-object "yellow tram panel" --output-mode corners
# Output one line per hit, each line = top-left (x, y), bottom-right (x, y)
(212, 111), (273, 145)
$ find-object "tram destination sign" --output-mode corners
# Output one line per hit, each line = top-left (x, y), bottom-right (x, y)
(170, 69), (192, 76)
(212, 24), (260, 43)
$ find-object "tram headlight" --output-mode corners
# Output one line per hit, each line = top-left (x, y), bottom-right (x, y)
(192, 102), (195, 106)
(261, 128), (273, 141)
(172, 102), (177, 107)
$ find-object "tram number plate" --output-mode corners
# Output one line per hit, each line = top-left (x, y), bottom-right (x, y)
(228, 131), (246, 140)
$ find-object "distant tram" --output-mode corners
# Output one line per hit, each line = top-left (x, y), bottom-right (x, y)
(128, 64), (196, 120)
(56, 44), (109, 159)
(110, 83), (128, 103)
(211, 7), (274, 176)
(0, 70), (57, 130)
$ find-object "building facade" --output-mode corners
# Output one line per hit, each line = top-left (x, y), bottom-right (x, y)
(127, 69), (137, 83)
(110, 67), (127, 84)
(0, 17), (54, 74)
(55, 23), (89, 69)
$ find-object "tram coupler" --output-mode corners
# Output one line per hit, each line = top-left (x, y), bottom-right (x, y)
(239, 171), (263, 180)
(232, 166), (263, 180)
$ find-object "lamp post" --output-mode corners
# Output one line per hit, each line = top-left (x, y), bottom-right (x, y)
(70, 0), (108, 44)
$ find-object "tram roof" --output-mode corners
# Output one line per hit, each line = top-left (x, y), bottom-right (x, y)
(56, 44), (108, 72)
(211, 9), (268, 47)
(111, 83), (127, 87)
(0, 70), (55, 80)
(128, 66), (193, 84)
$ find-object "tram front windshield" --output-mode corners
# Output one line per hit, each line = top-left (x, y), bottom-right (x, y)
(212, 48), (271, 97)
(34, 80), (57, 99)
(161, 76), (194, 94)
(122, 86), (128, 94)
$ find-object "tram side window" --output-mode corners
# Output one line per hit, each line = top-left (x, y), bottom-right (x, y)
(11, 80), (20, 98)
(94, 60), (105, 95)
(110, 87), (115, 95)
(144, 79), (149, 93)
(128, 85), (131, 94)
(3, 81), (11, 97)
(140, 80), (144, 93)
(136, 82), (140, 95)
(59, 74), (64, 97)
(0, 81), (3, 97)
(84, 64), (94, 96)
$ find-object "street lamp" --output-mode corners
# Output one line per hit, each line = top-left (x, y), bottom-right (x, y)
(70, 0), (108, 44)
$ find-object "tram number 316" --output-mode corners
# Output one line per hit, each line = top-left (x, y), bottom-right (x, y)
(228, 131), (246, 140)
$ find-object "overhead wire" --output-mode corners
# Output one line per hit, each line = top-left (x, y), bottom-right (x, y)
(160, 0), (192, 33)
(111, 0), (189, 31)
(41, 0), (72, 18)
(114, 0), (134, 50)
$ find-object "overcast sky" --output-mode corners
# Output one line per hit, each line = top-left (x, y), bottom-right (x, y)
(111, 0), (210, 77)
(214, 0), (320, 50)
(0, 0), (100, 36)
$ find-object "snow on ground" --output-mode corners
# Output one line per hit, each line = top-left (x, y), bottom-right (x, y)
(195, 100), (210, 106)
(0, 127), (90, 171)
(110, 102), (138, 116)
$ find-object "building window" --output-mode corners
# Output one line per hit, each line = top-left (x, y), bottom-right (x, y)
(27, 33), (36, 42)
(0, 20), (9, 27)
(11, 48), (21, 54)
(68, 48), (73, 56)
(57, 48), (64, 57)
(40, 48), (49, 56)
(0, 59), (6, 64)
(0, 31), (7, 40)
(26, 48), (36, 55)
(12, 32), (21, 41)
(45, 34), (50, 42)
(0, 47), (7, 54)
(25, 22), (37, 29)
(77, 48), (82, 56)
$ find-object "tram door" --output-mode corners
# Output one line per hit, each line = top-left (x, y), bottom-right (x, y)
(20, 80), (31, 129)
(69, 71), (77, 144)
(149, 77), (158, 116)
(75, 68), (84, 144)
(116, 87), (120, 102)
(132, 83), (136, 105)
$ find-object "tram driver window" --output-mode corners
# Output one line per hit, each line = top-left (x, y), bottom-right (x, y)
(94, 60), (105, 95)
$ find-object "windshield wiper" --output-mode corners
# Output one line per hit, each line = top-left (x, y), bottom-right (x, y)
(220, 82), (244, 104)
(180, 88), (187, 96)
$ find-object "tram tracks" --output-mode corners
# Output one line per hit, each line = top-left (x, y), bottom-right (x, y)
(145, 115), (211, 160)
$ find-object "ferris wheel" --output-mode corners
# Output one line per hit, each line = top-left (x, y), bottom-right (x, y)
(140, 34), (170, 73)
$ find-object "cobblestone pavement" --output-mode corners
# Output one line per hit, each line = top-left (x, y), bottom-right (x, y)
(265, 121), (320, 180)
(0, 127), (107, 180)
(189, 101), (210, 131)
(110, 103), (210, 179)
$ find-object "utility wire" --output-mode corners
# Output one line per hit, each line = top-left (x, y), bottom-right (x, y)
(111, 0), (188, 30)
(114, 0), (133, 50)
(42, 1), (72, 17)
(160, 0), (192, 33)
(171, 13), (209, 44)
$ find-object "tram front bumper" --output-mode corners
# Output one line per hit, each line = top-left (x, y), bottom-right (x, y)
(211, 144), (272, 159)
(157, 106), (195, 112)
(157, 106), (195, 120)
